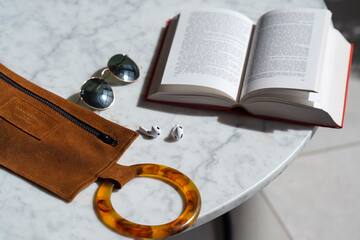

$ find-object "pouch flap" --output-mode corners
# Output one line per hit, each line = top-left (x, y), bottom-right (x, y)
(0, 64), (138, 201)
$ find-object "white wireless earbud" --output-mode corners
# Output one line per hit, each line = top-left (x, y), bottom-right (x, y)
(170, 124), (183, 141)
(139, 125), (161, 138)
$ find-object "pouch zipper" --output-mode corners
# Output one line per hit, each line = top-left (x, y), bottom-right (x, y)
(0, 72), (118, 146)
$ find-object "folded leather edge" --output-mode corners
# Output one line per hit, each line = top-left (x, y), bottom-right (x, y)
(98, 163), (137, 189)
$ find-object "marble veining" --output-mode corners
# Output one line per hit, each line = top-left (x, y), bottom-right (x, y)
(0, 0), (324, 239)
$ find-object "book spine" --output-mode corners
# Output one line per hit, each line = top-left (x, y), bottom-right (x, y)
(341, 43), (355, 128)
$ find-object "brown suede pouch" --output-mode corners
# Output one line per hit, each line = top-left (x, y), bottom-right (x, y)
(0, 64), (138, 202)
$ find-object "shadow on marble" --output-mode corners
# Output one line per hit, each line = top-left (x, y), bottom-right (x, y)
(67, 92), (94, 112)
(67, 92), (81, 104)
(138, 95), (309, 133)
(217, 111), (312, 133)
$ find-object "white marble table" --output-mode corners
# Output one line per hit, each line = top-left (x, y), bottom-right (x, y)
(0, 0), (324, 239)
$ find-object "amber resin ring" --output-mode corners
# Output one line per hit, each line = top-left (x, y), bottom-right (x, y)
(95, 164), (201, 239)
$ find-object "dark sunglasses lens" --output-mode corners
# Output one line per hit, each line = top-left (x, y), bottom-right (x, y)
(107, 54), (140, 82)
(80, 78), (114, 109)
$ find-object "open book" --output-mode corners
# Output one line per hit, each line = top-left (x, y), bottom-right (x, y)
(148, 8), (353, 128)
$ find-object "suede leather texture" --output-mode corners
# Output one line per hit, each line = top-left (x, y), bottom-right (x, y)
(0, 64), (138, 202)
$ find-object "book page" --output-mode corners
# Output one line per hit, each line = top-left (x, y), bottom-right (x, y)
(161, 9), (253, 100)
(242, 9), (331, 96)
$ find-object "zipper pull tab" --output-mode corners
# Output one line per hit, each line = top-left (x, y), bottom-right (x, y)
(98, 133), (118, 146)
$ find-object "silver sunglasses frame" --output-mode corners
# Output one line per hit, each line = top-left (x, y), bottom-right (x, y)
(79, 54), (140, 111)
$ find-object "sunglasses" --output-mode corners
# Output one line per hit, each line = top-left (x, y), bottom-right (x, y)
(80, 54), (139, 110)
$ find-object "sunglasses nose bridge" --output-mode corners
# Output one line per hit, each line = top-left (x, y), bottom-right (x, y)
(100, 68), (111, 78)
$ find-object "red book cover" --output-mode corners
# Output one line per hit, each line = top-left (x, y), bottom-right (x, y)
(145, 21), (355, 129)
